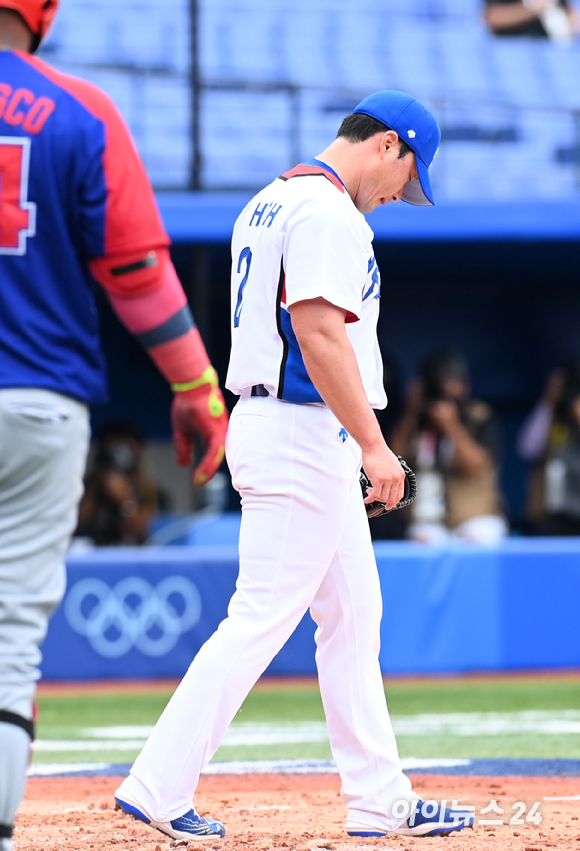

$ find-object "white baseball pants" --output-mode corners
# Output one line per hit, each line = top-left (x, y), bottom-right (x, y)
(121, 392), (414, 831)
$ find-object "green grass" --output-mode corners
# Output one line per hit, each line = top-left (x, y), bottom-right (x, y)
(36, 691), (172, 732)
(33, 676), (580, 764)
(383, 678), (580, 714)
(387, 678), (580, 758)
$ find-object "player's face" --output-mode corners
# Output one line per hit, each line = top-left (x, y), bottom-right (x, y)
(356, 142), (418, 214)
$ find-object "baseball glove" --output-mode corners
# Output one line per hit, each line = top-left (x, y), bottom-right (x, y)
(360, 456), (417, 518)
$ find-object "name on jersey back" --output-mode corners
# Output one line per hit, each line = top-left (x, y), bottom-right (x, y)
(0, 84), (55, 134)
(248, 202), (283, 228)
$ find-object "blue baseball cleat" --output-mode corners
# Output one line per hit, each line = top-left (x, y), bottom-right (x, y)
(347, 799), (475, 837)
(114, 789), (225, 842)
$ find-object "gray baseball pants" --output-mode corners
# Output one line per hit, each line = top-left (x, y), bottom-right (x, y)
(0, 388), (89, 845)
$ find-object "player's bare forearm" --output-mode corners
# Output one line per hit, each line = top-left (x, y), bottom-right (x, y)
(290, 297), (404, 508)
(290, 298), (381, 445)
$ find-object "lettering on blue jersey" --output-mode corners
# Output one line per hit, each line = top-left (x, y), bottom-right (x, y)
(0, 136), (36, 254)
(0, 53), (115, 405)
(0, 85), (55, 134)
(338, 428), (349, 443)
(363, 258), (381, 302)
(249, 201), (283, 228)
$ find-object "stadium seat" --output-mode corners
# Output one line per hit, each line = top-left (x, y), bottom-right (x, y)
(39, 0), (580, 200)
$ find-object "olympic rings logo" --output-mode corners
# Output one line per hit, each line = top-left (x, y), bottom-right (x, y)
(64, 576), (202, 659)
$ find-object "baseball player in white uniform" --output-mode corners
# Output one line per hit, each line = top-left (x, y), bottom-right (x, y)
(115, 91), (475, 840)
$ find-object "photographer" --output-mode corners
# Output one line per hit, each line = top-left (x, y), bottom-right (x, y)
(518, 365), (580, 534)
(390, 350), (507, 544)
(76, 422), (167, 545)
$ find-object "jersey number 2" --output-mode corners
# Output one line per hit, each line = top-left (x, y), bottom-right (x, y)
(233, 246), (252, 328)
(0, 137), (36, 255)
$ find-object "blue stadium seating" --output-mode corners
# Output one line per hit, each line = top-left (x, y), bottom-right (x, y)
(40, 0), (580, 200)
(41, 0), (191, 187)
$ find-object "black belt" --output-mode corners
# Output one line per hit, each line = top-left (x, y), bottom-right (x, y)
(251, 384), (269, 397)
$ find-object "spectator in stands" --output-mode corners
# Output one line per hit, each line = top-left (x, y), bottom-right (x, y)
(483, 0), (579, 40)
(390, 350), (507, 545)
(518, 365), (580, 534)
(76, 422), (169, 545)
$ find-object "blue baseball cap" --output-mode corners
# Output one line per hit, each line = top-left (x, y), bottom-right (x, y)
(353, 90), (441, 206)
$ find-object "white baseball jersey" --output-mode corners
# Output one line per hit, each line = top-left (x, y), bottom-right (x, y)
(119, 158), (417, 834)
(226, 160), (387, 409)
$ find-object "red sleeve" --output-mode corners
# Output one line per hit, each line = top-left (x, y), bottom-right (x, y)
(19, 53), (169, 257)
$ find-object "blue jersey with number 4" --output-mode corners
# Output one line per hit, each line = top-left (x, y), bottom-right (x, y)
(0, 49), (167, 404)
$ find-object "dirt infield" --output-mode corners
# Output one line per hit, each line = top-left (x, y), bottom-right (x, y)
(17, 773), (580, 851)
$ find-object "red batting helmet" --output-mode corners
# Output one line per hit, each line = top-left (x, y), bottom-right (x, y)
(0, 0), (59, 50)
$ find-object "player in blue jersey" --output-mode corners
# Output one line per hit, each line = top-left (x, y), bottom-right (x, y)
(0, 3), (228, 848)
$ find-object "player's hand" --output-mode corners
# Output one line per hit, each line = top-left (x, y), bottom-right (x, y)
(361, 442), (406, 510)
(171, 380), (229, 487)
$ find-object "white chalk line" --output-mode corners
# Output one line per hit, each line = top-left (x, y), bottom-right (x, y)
(33, 711), (580, 752)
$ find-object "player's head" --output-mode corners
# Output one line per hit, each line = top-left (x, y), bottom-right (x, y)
(0, 0), (59, 52)
(346, 90), (440, 206)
